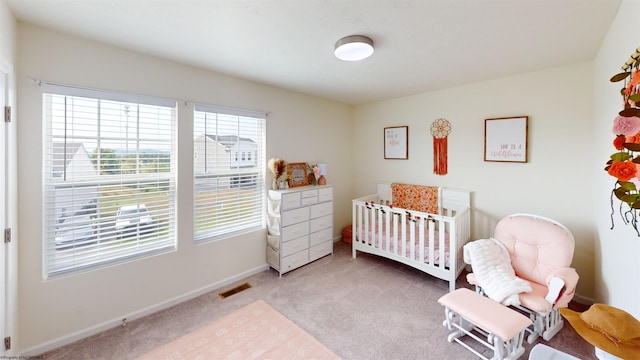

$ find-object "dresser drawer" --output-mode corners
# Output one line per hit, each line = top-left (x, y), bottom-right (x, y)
(281, 192), (301, 210)
(281, 222), (309, 242)
(281, 235), (309, 257)
(281, 207), (309, 226)
(301, 196), (317, 205)
(310, 202), (332, 218)
(281, 250), (310, 272)
(302, 189), (318, 198)
(310, 214), (332, 233)
(309, 241), (332, 262)
(310, 227), (332, 247)
(318, 187), (333, 202)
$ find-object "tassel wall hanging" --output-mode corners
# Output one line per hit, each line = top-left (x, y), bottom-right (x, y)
(430, 118), (451, 175)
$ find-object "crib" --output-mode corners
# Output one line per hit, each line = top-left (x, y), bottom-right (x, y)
(352, 183), (471, 292)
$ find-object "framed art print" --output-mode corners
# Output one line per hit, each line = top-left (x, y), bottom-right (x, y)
(287, 162), (308, 187)
(384, 126), (408, 159)
(484, 116), (528, 163)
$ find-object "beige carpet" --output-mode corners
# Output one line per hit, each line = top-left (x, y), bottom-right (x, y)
(39, 241), (597, 359)
(136, 300), (339, 360)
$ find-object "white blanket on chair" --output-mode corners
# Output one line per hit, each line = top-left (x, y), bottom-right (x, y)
(463, 238), (532, 306)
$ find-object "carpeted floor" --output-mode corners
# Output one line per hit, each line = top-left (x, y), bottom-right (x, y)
(39, 241), (597, 359)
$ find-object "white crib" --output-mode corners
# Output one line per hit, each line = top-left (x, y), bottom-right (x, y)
(351, 183), (471, 292)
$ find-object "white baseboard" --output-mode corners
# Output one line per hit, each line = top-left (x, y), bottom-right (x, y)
(20, 264), (270, 357)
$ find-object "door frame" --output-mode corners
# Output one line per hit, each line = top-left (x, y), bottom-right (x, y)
(0, 54), (16, 356)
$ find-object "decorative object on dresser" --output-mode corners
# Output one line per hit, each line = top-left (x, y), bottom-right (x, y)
(316, 163), (327, 185)
(287, 162), (308, 188)
(267, 158), (288, 190)
(267, 185), (334, 276)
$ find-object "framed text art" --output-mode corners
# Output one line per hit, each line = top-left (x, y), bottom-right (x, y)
(484, 116), (528, 163)
(384, 126), (408, 159)
(287, 162), (308, 188)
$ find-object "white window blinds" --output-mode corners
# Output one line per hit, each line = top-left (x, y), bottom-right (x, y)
(193, 104), (266, 241)
(43, 85), (177, 276)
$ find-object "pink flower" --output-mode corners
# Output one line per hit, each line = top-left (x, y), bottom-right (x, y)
(613, 115), (640, 136)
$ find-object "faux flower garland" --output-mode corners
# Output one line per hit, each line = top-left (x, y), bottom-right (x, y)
(606, 59), (640, 235)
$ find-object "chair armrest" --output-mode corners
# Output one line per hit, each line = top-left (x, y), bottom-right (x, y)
(466, 272), (478, 286)
(546, 267), (579, 309)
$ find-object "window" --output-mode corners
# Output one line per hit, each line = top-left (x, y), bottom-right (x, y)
(43, 84), (176, 277)
(193, 104), (265, 241)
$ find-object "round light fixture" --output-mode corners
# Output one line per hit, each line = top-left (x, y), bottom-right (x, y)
(334, 35), (374, 61)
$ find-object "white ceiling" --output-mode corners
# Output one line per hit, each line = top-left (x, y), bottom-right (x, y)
(7, 0), (622, 105)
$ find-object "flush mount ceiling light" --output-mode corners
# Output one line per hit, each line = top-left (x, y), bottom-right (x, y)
(334, 35), (374, 61)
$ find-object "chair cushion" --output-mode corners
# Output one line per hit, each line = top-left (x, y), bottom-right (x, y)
(519, 281), (552, 312)
(494, 215), (574, 287)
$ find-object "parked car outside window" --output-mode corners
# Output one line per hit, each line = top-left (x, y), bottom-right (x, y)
(55, 212), (97, 250)
(115, 204), (154, 237)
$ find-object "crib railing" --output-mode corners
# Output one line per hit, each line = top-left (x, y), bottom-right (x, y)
(352, 194), (471, 291)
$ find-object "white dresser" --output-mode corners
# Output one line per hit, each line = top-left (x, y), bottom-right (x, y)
(266, 185), (334, 276)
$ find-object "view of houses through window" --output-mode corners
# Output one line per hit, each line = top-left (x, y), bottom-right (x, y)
(193, 105), (266, 241)
(42, 85), (266, 276)
(43, 87), (177, 276)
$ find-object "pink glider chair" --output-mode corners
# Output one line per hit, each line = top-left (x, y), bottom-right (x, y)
(467, 214), (579, 343)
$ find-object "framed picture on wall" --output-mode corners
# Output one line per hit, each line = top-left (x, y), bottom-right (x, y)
(384, 126), (408, 159)
(484, 116), (528, 163)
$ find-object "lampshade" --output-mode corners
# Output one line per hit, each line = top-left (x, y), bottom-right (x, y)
(317, 163), (328, 176)
(334, 35), (374, 61)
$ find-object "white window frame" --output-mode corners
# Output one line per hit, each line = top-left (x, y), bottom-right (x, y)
(193, 104), (266, 242)
(42, 83), (177, 277)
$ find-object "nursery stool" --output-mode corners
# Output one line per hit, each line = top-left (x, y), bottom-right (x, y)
(438, 288), (532, 360)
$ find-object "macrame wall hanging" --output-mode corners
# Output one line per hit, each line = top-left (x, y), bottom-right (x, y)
(430, 118), (451, 176)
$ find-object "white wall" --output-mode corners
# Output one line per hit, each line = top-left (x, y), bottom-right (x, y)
(0, 1), (14, 60)
(353, 62), (596, 299)
(16, 23), (352, 353)
(592, 0), (640, 319)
